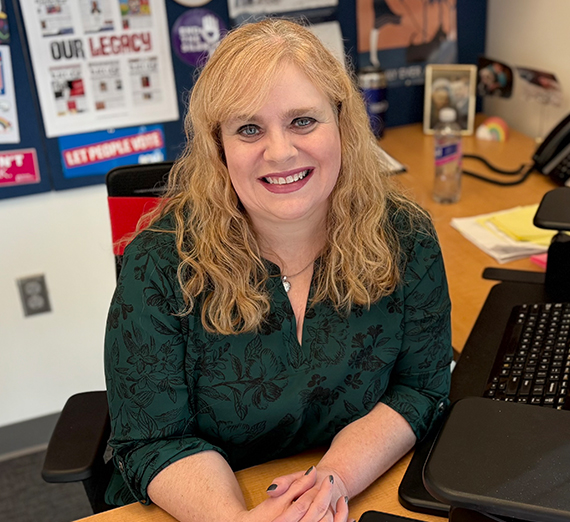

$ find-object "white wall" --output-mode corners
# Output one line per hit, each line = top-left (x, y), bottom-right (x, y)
(0, 185), (116, 428)
(485, 0), (570, 140)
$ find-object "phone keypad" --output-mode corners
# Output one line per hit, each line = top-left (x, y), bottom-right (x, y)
(553, 156), (570, 181)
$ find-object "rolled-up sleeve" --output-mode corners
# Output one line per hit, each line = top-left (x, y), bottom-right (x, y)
(104, 230), (226, 505)
(380, 225), (453, 440)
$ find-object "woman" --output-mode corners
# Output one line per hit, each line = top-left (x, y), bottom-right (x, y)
(104, 18), (452, 522)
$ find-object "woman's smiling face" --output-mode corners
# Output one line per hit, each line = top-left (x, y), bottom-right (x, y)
(220, 62), (342, 228)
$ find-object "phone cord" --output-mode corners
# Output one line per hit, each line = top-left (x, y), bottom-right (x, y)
(461, 154), (535, 186)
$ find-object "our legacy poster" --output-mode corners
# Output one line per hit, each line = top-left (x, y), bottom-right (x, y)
(21, 0), (179, 138)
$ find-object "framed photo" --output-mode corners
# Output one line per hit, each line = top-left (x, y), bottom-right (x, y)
(423, 64), (477, 135)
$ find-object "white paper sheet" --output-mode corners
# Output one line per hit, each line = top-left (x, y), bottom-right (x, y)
(451, 209), (548, 264)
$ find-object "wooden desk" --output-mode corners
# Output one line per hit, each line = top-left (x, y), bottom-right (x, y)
(76, 122), (554, 522)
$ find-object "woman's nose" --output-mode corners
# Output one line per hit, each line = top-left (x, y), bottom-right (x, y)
(263, 130), (297, 164)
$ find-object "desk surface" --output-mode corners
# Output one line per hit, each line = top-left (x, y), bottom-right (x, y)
(78, 121), (554, 522)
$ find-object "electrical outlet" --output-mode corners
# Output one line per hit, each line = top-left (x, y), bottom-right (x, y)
(17, 274), (52, 316)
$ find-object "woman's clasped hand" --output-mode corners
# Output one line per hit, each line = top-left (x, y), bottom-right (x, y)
(237, 467), (352, 522)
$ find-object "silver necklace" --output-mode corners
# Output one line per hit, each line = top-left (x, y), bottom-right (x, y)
(281, 259), (314, 293)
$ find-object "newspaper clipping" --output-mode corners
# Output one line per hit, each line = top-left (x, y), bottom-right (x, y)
(51, 64), (88, 116)
(89, 60), (125, 111)
(120, 0), (152, 30)
(37, 0), (74, 36)
(129, 56), (162, 104)
(80, 0), (114, 33)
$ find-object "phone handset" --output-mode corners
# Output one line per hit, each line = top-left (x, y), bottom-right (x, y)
(532, 113), (570, 185)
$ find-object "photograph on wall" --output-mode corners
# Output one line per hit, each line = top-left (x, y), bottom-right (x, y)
(20, 0), (178, 138)
(80, 0), (115, 33)
(0, 46), (20, 144)
(423, 63), (476, 135)
(357, 0), (458, 87)
(477, 57), (513, 98)
(516, 66), (562, 107)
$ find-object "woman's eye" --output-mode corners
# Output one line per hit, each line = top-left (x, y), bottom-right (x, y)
(238, 125), (260, 137)
(293, 117), (316, 129)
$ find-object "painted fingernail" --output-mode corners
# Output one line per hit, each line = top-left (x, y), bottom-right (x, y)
(345, 496), (349, 503)
(305, 466), (314, 475)
(329, 475), (334, 484)
(266, 484), (277, 491)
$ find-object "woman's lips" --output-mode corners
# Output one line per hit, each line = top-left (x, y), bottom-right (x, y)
(260, 168), (314, 193)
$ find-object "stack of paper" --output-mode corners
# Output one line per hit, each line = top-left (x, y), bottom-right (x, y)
(378, 146), (407, 174)
(451, 204), (555, 263)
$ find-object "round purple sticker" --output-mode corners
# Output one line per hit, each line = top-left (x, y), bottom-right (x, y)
(171, 9), (226, 67)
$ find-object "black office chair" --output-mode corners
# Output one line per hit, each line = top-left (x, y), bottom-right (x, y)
(41, 162), (172, 514)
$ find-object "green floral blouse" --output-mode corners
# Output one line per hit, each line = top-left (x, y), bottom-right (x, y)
(104, 211), (453, 506)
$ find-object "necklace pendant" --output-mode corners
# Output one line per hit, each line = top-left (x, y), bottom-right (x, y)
(282, 276), (291, 293)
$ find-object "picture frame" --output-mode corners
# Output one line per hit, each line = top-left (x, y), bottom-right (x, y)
(423, 64), (477, 135)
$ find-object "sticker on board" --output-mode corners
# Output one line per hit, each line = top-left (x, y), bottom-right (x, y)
(171, 9), (227, 67)
(0, 149), (40, 188)
(172, 0), (212, 6)
(58, 124), (166, 178)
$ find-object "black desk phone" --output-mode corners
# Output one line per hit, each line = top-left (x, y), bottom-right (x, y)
(533, 113), (570, 185)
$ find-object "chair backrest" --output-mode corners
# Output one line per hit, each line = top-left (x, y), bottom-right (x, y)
(106, 162), (173, 278)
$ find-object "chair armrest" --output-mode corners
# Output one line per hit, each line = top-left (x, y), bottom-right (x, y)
(482, 267), (545, 284)
(42, 391), (110, 483)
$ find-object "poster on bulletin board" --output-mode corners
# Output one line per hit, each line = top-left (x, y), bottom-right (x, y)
(19, 0), (179, 138)
(0, 45), (20, 143)
(226, 0), (346, 67)
(356, 0), (458, 87)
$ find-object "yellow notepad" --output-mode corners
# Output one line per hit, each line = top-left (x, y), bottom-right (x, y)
(480, 205), (556, 246)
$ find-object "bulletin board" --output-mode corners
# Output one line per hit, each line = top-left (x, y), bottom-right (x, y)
(0, 0), (485, 200)
(0, 0), (53, 199)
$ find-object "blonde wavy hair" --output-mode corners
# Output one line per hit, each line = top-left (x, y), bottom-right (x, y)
(145, 18), (420, 335)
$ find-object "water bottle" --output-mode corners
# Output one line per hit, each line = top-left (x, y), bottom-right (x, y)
(433, 107), (462, 204)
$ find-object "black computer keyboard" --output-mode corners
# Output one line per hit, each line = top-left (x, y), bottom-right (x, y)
(484, 302), (570, 409)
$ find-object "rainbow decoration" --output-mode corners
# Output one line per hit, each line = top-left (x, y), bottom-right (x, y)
(475, 116), (509, 141)
(0, 117), (11, 131)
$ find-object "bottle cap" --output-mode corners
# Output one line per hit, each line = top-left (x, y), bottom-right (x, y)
(439, 107), (457, 123)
